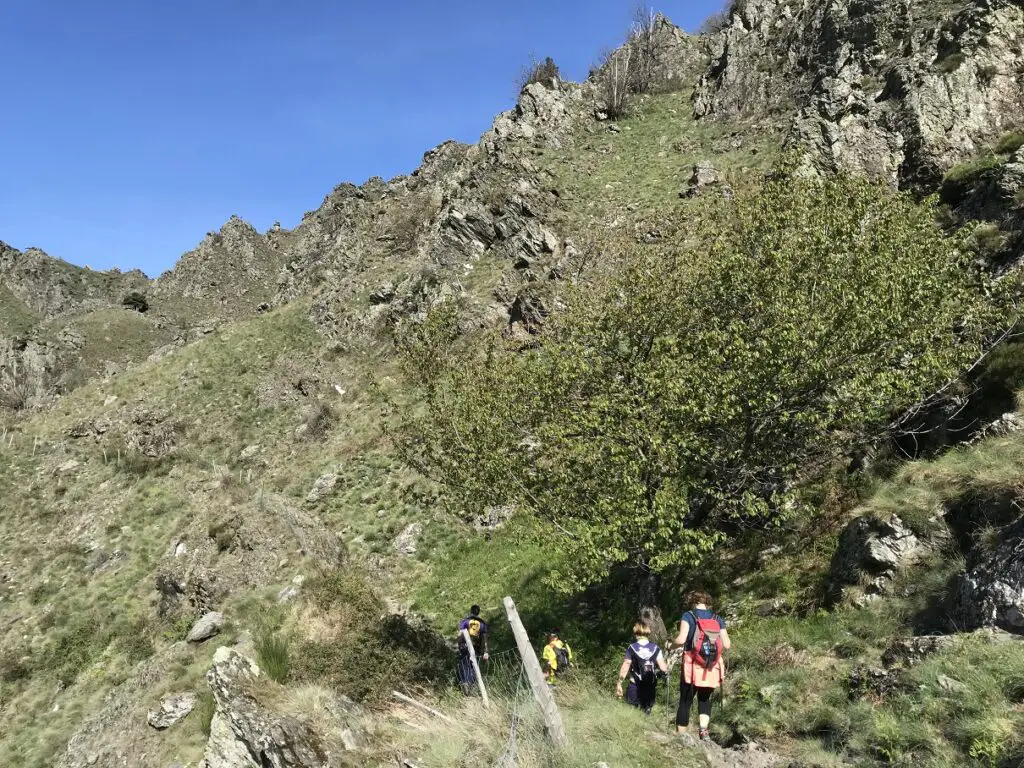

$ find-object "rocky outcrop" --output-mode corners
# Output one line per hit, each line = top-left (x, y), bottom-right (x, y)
(952, 515), (1024, 633)
(828, 514), (924, 601)
(695, 0), (1024, 188)
(147, 692), (198, 729)
(188, 612), (226, 643)
(200, 647), (366, 768)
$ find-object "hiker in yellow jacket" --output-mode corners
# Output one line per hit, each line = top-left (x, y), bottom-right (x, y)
(541, 629), (573, 686)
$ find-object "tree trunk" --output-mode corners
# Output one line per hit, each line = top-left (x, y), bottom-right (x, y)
(635, 568), (670, 648)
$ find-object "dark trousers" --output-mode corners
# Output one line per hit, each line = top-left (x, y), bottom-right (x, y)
(676, 682), (713, 727)
(626, 679), (657, 714)
(456, 652), (476, 692)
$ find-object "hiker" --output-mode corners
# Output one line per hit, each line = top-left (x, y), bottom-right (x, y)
(615, 620), (668, 714)
(456, 605), (490, 695)
(671, 590), (730, 742)
(541, 628), (573, 686)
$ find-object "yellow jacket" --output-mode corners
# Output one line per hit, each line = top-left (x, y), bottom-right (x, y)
(542, 638), (573, 677)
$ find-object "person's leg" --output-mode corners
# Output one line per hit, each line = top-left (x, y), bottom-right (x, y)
(638, 681), (656, 715)
(676, 681), (695, 732)
(697, 686), (714, 731)
(625, 682), (641, 708)
(457, 654), (474, 695)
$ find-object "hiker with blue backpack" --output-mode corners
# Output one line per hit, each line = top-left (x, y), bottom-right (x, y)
(615, 620), (669, 714)
(671, 590), (730, 742)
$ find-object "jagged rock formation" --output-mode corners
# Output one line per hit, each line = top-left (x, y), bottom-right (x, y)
(828, 514), (924, 601)
(953, 515), (1024, 632)
(695, 0), (1024, 190)
(200, 647), (366, 768)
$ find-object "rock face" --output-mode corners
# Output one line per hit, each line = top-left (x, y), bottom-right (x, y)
(828, 514), (923, 600)
(147, 692), (198, 729)
(188, 612), (226, 643)
(393, 522), (423, 556)
(695, 0), (1024, 188)
(200, 647), (365, 768)
(953, 516), (1024, 633)
(306, 474), (339, 504)
(681, 161), (731, 197)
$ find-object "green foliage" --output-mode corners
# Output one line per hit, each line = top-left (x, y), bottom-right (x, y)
(195, 691), (216, 737)
(255, 630), (291, 683)
(519, 56), (560, 91)
(121, 291), (149, 313)
(401, 167), (1002, 591)
(993, 130), (1024, 156)
(291, 569), (453, 705)
(941, 155), (1004, 206)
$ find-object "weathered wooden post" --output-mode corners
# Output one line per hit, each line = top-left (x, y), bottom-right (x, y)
(462, 628), (490, 709)
(503, 595), (568, 749)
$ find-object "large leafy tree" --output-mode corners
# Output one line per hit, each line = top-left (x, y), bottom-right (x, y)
(398, 169), (1007, 631)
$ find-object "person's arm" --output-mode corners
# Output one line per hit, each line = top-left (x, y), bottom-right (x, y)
(671, 617), (690, 649)
(615, 658), (631, 698)
(657, 652), (669, 673)
(720, 628), (731, 652)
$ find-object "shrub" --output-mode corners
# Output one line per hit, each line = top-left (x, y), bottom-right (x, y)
(699, 6), (732, 35)
(255, 630), (291, 683)
(993, 130), (1024, 155)
(121, 291), (149, 313)
(594, 47), (633, 119)
(195, 691), (216, 736)
(940, 155), (1003, 206)
(936, 52), (966, 74)
(302, 402), (335, 441)
(518, 56), (560, 91)
(291, 569), (453, 704)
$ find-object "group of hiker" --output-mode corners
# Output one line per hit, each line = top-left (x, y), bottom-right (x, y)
(454, 590), (730, 743)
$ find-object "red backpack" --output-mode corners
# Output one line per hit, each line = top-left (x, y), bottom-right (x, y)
(687, 612), (723, 681)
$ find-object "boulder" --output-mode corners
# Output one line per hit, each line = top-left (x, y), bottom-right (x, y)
(952, 516), (1024, 633)
(187, 612), (225, 643)
(681, 161), (730, 198)
(306, 474), (339, 504)
(199, 647), (366, 768)
(828, 514), (923, 601)
(882, 635), (955, 668)
(393, 522), (423, 557)
(147, 693), (198, 730)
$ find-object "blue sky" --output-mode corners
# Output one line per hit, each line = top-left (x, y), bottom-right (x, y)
(0, 1), (723, 276)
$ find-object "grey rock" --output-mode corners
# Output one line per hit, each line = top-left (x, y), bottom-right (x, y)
(754, 598), (790, 617)
(305, 474), (338, 504)
(393, 522), (423, 556)
(883, 635), (955, 667)
(199, 647), (366, 768)
(937, 674), (967, 694)
(829, 514), (923, 601)
(681, 161), (730, 198)
(187, 612), (225, 643)
(147, 693), (198, 729)
(952, 516), (1024, 633)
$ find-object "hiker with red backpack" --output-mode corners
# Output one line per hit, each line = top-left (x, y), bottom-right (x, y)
(671, 590), (731, 743)
(615, 620), (669, 714)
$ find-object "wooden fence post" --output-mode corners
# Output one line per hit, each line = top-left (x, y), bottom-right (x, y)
(462, 628), (490, 709)
(503, 595), (568, 749)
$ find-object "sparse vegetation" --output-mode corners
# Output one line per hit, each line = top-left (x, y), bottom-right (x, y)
(255, 630), (291, 683)
(121, 291), (149, 313)
(518, 55), (560, 91)
(993, 130), (1024, 155)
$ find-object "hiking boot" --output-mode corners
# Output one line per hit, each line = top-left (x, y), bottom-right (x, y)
(698, 728), (712, 743)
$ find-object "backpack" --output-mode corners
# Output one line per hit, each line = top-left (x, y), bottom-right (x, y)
(628, 642), (659, 686)
(553, 642), (572, 675)
(687, 612), (723, 678)
(460, 617), (484, 653)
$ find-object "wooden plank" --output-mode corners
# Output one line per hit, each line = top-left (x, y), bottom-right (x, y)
(503, 595), (569, 749)
(462, 628), (490, 709)
(391, 691), (454, 724)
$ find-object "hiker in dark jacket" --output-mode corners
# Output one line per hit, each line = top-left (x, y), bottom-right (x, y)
(670, 590), (731, 742)
(456, 605), (489, 695)
(615, 621), (668, 714)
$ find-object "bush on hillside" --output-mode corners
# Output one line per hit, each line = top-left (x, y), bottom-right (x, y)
(993, 130), (1024, 155)
(122, 291), (149, 313)
(290, 569), (453, 705)
(939, 154), (1003, 206)
(518, 56), (560, 91)
(398, 164), (1006, 606)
